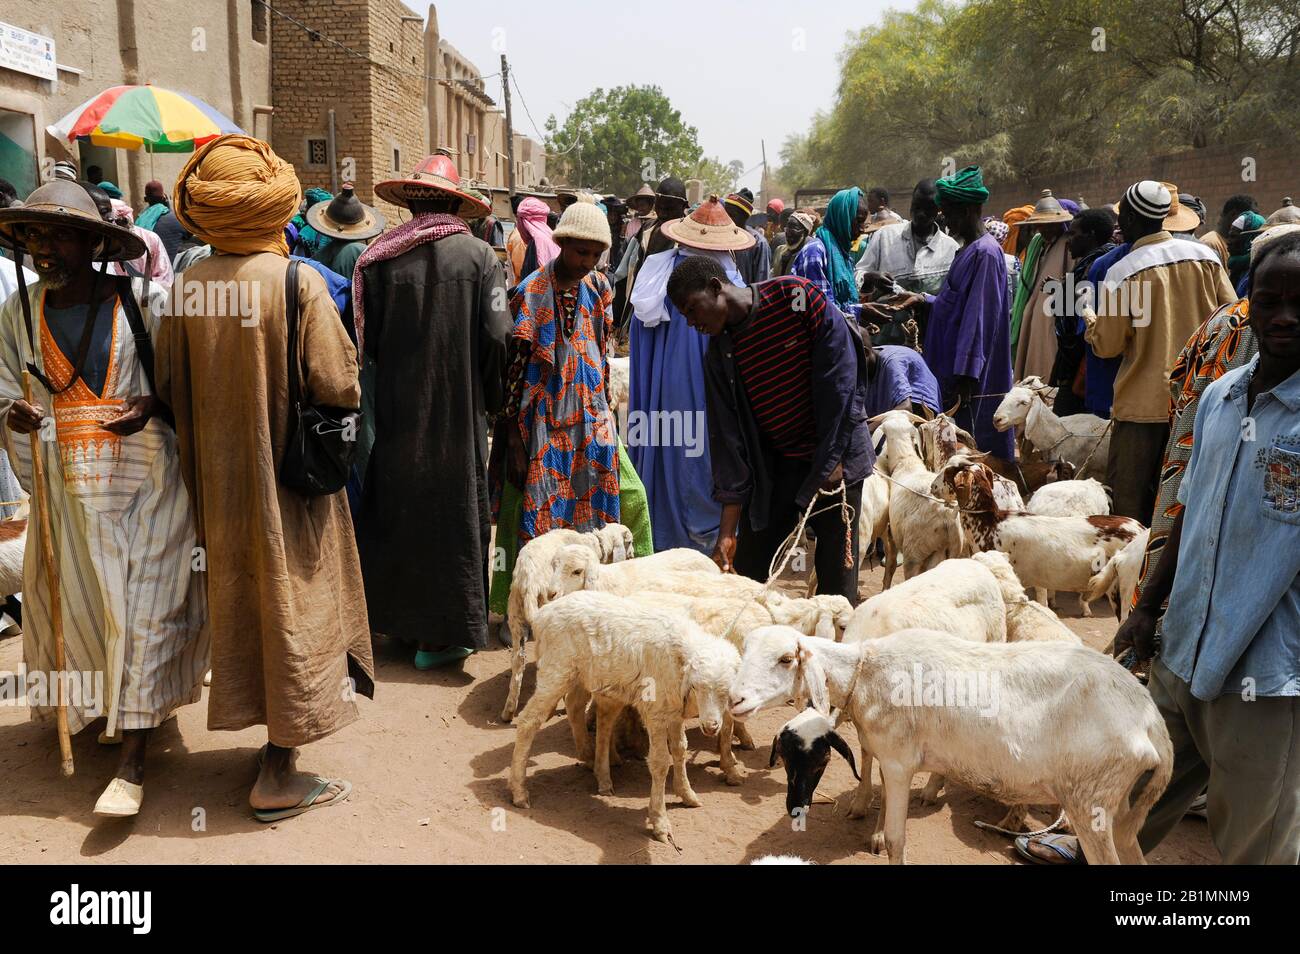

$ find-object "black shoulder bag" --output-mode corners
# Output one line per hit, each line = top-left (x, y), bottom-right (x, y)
(280, 259), (362, 496)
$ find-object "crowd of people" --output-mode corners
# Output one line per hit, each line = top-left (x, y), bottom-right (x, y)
(0, 136), (1295, 865)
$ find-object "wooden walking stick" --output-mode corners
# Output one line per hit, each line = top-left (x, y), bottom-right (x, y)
(22, 371), (73, 777)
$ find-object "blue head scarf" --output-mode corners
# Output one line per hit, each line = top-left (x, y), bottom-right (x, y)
(815, 187), (863, 308)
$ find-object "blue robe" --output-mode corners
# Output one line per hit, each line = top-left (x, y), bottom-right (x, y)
(922, 232), (1014, 459)
(628, 248), (742, 551)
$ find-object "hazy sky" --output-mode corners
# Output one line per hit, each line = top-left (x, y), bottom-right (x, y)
(425, 0), (916, 192)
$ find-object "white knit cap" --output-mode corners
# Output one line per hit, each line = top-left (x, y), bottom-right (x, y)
(1251, 223), (1300, 263)
(1124, 180), (1171, 221)
(552, 200), (611, 248)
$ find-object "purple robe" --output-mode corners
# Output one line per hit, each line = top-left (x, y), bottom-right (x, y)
(922, 232), (1014, 458)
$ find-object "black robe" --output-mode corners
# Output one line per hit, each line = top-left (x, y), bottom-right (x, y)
(356, 233), (511, 648)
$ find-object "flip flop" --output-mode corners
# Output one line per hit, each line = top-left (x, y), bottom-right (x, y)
(1014, 832), (1083, 866)
(414, 646), (474, 670)
(252, 777), (352, 823)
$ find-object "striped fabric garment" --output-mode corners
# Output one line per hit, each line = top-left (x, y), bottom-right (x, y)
(729, 276), (829, 460)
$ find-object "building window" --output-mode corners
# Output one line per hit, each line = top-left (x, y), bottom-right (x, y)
(251, 1), (268, 44)
(306, 138), (328, 168)
(392, 146), (401, 174)
(466, 133), (476, 157)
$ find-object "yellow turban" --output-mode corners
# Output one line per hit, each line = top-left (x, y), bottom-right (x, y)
(174, 135), (302, 256)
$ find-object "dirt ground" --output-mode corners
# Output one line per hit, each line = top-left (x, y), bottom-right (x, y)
(0, 561), (1217, 866)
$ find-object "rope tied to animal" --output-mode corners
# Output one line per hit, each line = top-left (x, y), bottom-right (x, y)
(973, 810), (1069, 838)
(718, 480), (855, 645)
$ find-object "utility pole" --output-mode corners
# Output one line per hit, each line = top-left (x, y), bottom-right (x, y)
(501, 54), (516, 197)
(760, 139), (768, 210)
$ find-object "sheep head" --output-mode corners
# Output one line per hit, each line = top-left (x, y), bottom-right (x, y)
(686, 637), (740, 738)
(730, 626), (831, 720)
(933, 459), (998, 512)
(770, 707), (860, 817)
(547, 544), (600, 601)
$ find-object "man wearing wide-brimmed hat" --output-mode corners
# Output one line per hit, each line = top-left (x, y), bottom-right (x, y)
(162, 134), (374, 822)
(623, 195), (750, 552)
(1010, 189), (1075, 381)
(352, 153), (512, 671)
(0, 179), (209, 819)
(1083, 179), (1237, 523)
(305, 182), (386, 281)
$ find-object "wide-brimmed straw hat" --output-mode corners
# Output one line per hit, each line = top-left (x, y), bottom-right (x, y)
(863, 209), (904, 235)
(1019, 189), (1074, 226)
(306, 183), (386, 241)
(374, 153), (491, 218)
(1160, 183), (1201, 233)
(0, 179), (145, 262)
(660, 195), (755, 251)
(1265, 197), (1300, 227)
(626, 184), (655, 206)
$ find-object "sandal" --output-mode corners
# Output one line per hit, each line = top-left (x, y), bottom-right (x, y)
(1014, 832), (1084, 865)
(414, 646), (474, 670)
(253, 777), (352, 823)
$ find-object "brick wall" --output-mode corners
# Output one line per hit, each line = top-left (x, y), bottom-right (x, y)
(271, 0), (427, 224)
(872, 140), (1297, 223)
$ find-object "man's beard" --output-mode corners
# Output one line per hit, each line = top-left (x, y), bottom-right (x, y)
(33, 264), (73, 289)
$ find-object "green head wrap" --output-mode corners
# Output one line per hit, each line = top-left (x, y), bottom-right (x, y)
(935, 165), (989, 206)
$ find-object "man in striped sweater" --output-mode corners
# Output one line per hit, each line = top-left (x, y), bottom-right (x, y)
(667, 257), (874, 602)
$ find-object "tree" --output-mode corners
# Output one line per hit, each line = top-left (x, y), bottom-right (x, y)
(544, 85), (706, 195)
(776, 0), (1300, 193)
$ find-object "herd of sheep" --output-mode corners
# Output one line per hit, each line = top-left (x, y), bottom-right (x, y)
(498, 380), (1171, 864)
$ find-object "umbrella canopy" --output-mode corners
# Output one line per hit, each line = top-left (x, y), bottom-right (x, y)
(48, 85), (244, 153)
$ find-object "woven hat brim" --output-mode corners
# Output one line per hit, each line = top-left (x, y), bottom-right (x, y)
(305, 202), (386, 240)
(373, 176), (491, 218)
(1163, 207), (1201, 233)
(0, 206), (146, 262)
(660, 217), (756, 251)
(1019, 211), (1075, 225)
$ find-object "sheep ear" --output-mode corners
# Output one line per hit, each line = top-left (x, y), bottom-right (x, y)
(769, 736), (782, 768)
(828, 731), (860, 780)
(797, 642), (832, 716)
(814, 611), (835, 642)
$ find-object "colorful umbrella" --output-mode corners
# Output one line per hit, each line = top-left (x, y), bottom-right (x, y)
(48, 84), (244, 153)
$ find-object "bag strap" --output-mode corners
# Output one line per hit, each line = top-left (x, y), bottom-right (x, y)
(285, 258), (302, 407)
(15, 256), (104, 395)
(118, 275), (156, 391)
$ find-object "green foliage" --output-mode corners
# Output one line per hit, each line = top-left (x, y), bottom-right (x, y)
(778, 0), (1300, 191)
(544, 85), (738, 196)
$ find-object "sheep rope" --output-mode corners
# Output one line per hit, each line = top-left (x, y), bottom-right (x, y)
(718, 480), (855, 645)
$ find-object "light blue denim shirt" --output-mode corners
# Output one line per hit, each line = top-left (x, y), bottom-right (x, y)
(1159, 356), (1300, 700)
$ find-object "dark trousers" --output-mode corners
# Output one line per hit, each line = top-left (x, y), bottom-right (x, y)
(1107, 420), (1169, 524)
(733, 455), (863, 604)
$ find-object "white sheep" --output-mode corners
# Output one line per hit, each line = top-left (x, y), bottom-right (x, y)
(509, 591), (740, 844)
(549, 543), (763, 603)
(931, 459), (1143, 618)
(874, 413), (962, 587)
(729, 626), (1173, 864)
(1085, 527), (1151, 622)
(501, 523), (641, 722)
(1026, 477), (1111, 518)
(840, 556), (1007, 808)
(992, 378), (1111, 479)
(970, 551), (1082, 644)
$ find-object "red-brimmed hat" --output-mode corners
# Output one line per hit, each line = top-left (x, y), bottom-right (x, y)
(661, 195), (755, 251)
(374, 154), (491, 218)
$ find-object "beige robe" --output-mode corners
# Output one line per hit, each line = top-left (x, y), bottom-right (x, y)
(0, 280), (207, 736)
(156, 252), (374, 748)
(1013, 236), (1072, 382)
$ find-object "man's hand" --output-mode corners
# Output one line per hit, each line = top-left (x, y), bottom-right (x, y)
(711, 534), (737, 574)
(821, 463), (844, 490)
(6, 399), (45, 434)
(102, 396), (160, 436)
(883, 292), (927, 312)
(1114, 605), (1160, 662)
